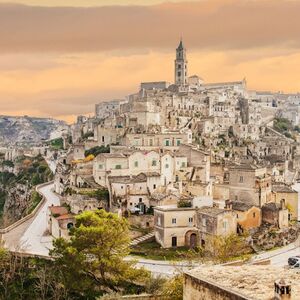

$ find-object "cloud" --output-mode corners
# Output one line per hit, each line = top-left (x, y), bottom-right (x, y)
(0, 0), (300, 122)
(1, 48), (300, 124)
(0, 0), (201, 7)
(0, 1), (299, 53)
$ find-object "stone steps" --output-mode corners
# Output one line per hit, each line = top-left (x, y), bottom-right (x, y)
(130, 232), (155, 246)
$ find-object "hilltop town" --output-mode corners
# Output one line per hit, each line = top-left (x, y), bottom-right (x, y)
(1, 40), (300, 299)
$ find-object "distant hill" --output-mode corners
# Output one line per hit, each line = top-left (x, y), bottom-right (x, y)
(0, 116), (67, 146)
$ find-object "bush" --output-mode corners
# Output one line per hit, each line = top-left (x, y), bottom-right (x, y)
(2, 160), (14, 168)
(85, 145), (110, 157)
(178, 199), (192, 208)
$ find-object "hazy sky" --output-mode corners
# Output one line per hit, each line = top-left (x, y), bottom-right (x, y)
(1, 0), (300, 122)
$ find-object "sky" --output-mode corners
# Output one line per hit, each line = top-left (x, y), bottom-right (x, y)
(0, 0), (300, 123)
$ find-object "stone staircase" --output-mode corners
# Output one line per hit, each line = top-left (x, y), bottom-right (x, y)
(130, 231), (155, 246)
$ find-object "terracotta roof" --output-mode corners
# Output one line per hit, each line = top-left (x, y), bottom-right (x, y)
(56, 214), (75, 220)
(49, 206), (68, 216)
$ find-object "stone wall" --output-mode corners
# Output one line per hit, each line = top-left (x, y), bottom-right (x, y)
(128, 215), (154, 229)
(183, 273), (252, 300)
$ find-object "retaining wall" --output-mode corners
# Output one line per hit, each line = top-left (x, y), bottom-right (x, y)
(0, 181), (54, 234)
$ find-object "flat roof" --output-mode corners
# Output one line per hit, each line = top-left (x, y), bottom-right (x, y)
(187, 265), (300, 300)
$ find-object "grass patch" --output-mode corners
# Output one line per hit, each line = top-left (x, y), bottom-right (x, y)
(130, 238), (190, 261)
(130, 224), (151, 235)
(27, 191), (42, 214)
(49, 138), (64, 150)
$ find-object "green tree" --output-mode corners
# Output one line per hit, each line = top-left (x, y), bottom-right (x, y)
(162, 274), (184, 300)
(207, 233), (251, 263)
(50, 210), (149, 298)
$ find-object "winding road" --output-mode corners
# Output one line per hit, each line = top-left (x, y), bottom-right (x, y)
(3, 183), (59, 256)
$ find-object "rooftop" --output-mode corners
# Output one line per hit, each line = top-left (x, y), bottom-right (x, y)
(197, 206), (228, 217)
(186, 265), (300, 300)
(56, 214), (75, 221)
(49, 206), (68, 216)
(228, 201), (255, 212)
(272, 184), (296, 193)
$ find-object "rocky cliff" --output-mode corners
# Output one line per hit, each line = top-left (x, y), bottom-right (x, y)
(0, 155), (53, 227)
(0, 115), (67, 146)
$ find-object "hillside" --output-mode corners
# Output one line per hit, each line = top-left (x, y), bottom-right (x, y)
(0, 115), (67, 146)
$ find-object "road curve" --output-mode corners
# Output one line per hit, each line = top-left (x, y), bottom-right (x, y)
(19, 182), (60, 256)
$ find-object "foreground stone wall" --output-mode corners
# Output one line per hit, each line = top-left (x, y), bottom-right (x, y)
(183, 273), (252, 300)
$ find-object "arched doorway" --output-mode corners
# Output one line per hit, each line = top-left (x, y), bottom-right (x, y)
(67, 223), (74, 230)
(185, 230), (198, 249)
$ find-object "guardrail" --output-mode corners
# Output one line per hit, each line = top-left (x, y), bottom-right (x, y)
(0, 181), (54, 234)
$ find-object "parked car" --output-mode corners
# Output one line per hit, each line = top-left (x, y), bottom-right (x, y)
(288, 256), (300, 268)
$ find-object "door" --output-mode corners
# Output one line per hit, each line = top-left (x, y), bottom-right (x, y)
(190, 233), (197, 249)
(172, 236), (177, 247)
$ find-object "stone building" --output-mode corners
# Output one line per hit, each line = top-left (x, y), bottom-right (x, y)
(261, 200), (289, 229)
(175, 39), (188, 86)
(47, 206), (75, 239)
(95, 100), (121, 120)
(154, 205), (237, 249)
(229, 164), (272, 206)
(196, 206), (237, 248)
(272, 184), (298, 221)
(226, 200), (261, 231)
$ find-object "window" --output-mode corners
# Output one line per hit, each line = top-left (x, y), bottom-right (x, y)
(181, 162), (186, 168)
(149, 139), (153, 146)
(102, 136), (105, 143)
(202, 219), (206, 226)
(121, 186), (123, 189)
(134, 161), (138, 168)
(99, 176), (101, 180)
(178, 72), (181, 77)
(178, 64), (181, 69)
(157, 216), (161, 226)
(177, 140), (181, 146)
(152, 160), (157, 167)
(165, 140), (170, 146)
(115, 165), (121, 169)
(139, 198), (143, 203)
(253, 212), (256, 218)
(99, 164), (103, 169)
(189, 217), (193, 223)
(223, 221), (227, 230)
(237, 214), (239, 219)
(165, 164), (169, 169)
(153, 184), (156, 189)
(239, 176), (244, 183)
(172, 218), (177, 224)
(130, 202), (133, 206)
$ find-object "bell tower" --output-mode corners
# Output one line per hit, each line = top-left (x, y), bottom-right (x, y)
(175, 39), (188, 86)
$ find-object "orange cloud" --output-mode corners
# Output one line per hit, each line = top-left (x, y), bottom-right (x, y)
(0, 0), (299, 122)
(0, 1), (299, 53)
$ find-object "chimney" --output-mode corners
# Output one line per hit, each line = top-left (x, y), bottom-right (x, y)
(274, 279), (291, 300)
(225, 200), (232, 210)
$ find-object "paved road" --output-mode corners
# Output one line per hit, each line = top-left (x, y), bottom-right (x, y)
(13, 183), (60, 256)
